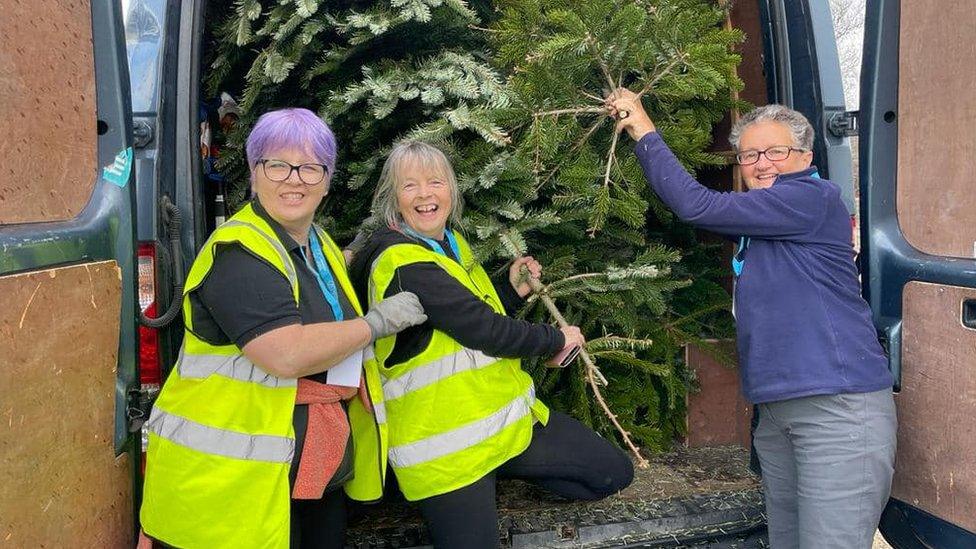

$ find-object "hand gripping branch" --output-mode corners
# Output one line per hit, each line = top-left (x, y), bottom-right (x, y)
(521, 267), (650, 468)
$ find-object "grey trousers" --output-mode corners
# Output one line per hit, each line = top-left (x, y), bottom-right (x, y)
(754, 388), (897, 549)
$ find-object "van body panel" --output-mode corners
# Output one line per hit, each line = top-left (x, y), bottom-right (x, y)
(173, 0), (209, 263)
(0, 0), (139, 543)
(862, 0), (976, 544)
(894, 282), (976, 534)
(893, 1), (976, 260)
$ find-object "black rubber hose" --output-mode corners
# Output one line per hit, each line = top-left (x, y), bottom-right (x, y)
(139, 198), (185, 328)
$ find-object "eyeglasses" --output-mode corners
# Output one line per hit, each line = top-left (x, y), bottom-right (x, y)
(257, 159), (329, 185)
(735, 146), (807, 166)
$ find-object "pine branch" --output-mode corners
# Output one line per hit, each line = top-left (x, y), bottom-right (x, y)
(636, 54), (685, 99)
(521, 269), (608, 386)
(585, 357), (650, 468)
(584, 33), (616, 91)
(535, 115), (608, 191)
(534, 106), (606, 117)
(579, 90), (605, 103)
(603, 126), (621, 189)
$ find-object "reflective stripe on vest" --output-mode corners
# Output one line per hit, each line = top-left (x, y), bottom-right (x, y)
(372, 401), (388, 424)
(177, 347), (298, 389)
(147, 407), (294, 464)
(387, 386), (535, 468)
(381, 348), (497, 401)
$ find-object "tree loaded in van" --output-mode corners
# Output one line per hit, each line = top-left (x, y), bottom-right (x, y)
(204, 0), (741, 452)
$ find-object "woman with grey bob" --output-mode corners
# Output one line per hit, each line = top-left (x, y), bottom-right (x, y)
(607, 89), (896, 549)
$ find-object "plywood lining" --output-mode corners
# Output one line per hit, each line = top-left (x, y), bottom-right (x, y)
(0, 0), (98, 224)
(0, 261), (132, 547)
(897, 1), (976, 259)
(891, 281), (976, 534)
(685, 341), (752, 449)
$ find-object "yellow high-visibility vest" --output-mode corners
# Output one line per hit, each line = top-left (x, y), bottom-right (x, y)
(140, 203), (387, 548)
(368, 230), (548, 501)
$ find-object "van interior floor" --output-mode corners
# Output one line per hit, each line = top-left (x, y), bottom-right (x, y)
(346, 445), (766, 548)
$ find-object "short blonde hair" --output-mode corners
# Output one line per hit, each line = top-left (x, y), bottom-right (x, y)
(372, 140), (464, 230)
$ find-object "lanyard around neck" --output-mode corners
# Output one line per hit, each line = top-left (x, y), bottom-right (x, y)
(732, 236), (750, 277)
(402, 226), (461, 262)
(305, 228), (344, 321)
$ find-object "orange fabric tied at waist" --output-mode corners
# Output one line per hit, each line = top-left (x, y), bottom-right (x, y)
(292, 378), (357, 500)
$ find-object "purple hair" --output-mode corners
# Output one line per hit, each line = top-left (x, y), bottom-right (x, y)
(245, 108), (337, 182)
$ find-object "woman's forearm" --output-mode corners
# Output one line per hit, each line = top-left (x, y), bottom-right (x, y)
(635, 133), (823, 237)
(242, 318), (373, 378)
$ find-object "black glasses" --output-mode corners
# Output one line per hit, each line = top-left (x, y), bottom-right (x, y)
(257, 159), (328, 185)
(735, 146), (807, 166)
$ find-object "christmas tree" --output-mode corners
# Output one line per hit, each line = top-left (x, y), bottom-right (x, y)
(204, 0), (741, 453)
(486, 0), (743, 452)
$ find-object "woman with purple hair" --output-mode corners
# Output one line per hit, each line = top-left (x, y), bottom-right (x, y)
(140, 108), (427, 548)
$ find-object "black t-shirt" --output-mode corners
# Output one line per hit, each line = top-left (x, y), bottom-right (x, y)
(348, 226), (564, 367)
(189, 200), (356, 484)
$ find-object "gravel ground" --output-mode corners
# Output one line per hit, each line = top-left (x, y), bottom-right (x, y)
(874, 530), (893, 548)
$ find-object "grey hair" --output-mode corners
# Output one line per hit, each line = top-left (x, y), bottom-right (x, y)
(372, 140), (464, 230)
(729, 104), (815, 151)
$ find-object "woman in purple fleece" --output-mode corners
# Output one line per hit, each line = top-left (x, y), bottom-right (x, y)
(608, 89), (896, 549)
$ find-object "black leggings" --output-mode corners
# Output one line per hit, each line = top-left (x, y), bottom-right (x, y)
(415, 411), (635, 549)
(290, 488), (346, 549)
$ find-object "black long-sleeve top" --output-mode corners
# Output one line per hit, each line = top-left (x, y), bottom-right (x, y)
(348, 227), (564, 367)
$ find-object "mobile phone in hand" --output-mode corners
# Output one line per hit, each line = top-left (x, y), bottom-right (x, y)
(546, 345), (581, 368)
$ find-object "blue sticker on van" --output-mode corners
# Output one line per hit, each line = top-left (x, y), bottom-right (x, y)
(103, 147), (133, 187)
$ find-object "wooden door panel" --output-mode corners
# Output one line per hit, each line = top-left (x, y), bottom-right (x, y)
(0, 261), (133, 546)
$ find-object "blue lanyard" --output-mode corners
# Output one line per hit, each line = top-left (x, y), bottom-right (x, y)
(732, 236), (750, 277)
(402, 227), (461, 262)
(305, 228), (344, 321)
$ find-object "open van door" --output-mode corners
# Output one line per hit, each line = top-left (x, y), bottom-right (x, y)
(758, 0), (857, 210)
(0, 0), (139, 544)
(860, 0), (976, 546)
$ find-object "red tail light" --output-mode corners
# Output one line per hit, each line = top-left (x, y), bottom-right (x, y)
(138, 242), (162, 385)
(138, 242), (162, 454)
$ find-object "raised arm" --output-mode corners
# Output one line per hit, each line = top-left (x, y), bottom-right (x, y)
(607, 88), (826, 238)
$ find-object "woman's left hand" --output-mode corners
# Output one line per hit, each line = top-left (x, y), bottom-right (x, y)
(509, 256), (542, 298)
(605, 88), (656, 142)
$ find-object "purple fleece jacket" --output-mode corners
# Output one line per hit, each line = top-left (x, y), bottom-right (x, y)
(635, 131), (892, 403)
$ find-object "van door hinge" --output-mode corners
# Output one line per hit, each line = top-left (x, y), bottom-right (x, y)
(828, 110), (859, 137)
(132, 119), (155, 148)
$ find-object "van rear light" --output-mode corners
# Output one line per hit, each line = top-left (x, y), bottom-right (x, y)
(138, 242), (162, 385)
(138, 242), (162, 453)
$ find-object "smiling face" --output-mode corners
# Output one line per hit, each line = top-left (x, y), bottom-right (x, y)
(738, 120), (814, 190)
(395, 161), (453, 239)
(251, 147), (329, 239)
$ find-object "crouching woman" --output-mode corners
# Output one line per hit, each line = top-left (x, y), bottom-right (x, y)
(349, 140), (635, 549)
